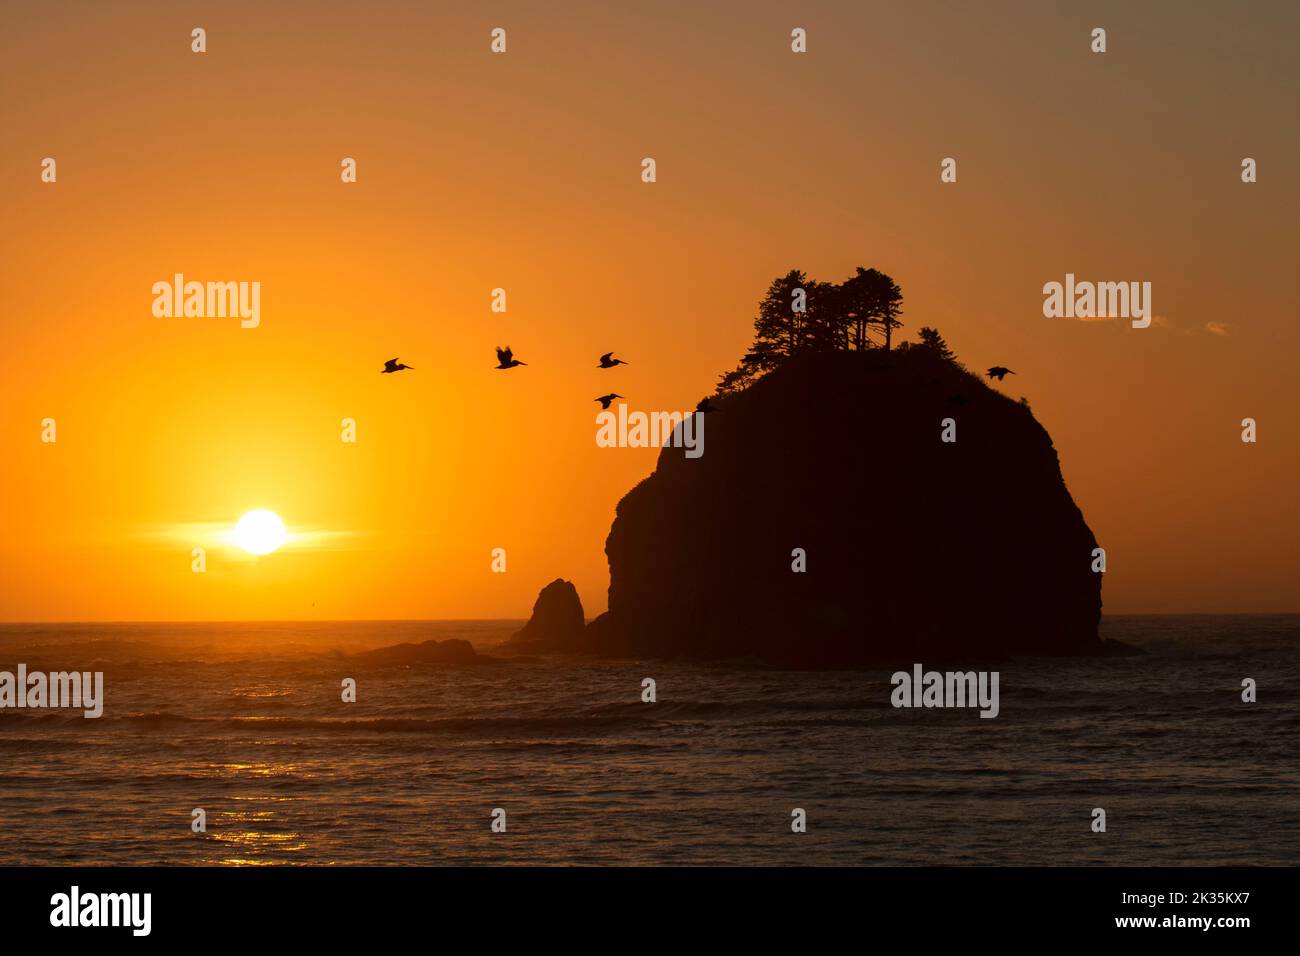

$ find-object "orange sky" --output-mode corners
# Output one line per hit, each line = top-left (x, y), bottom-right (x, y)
(2, 1), (1297, 621)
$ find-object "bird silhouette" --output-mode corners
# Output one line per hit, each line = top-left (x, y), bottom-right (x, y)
(598, 352), (628, 369)
(986, 366), (1015, 381)
(696, 397), (717, 414)
(495, 346), (527, 369)
(595, 393), (624, 410)
(381, 358), (413, 374)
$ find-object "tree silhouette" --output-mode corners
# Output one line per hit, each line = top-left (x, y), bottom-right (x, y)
(718, 270), (820, 392)
(914, 326), (955, 361)
(859, 268), (904, 351)
(836, 267), (903, 351)
(718, 266), (915, 392)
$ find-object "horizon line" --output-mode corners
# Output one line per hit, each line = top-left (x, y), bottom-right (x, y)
(2, 611), (1299, 627)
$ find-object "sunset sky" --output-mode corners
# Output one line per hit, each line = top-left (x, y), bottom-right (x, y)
(1, 1), (1296, 621)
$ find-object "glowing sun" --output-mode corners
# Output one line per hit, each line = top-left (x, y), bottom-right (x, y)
(233, 509), (287, 555)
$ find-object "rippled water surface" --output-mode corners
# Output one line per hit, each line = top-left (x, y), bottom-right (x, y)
(0, 616), (1295, 865)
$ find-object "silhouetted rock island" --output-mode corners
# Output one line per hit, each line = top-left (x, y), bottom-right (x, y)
(537, 345), (1105, 664)
(511, 578), (586, 649)
(597, 347), (1104, 664)
(530, 268), (1109, 665)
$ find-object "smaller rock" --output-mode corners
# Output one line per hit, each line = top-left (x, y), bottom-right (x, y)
(512, 579), (586, 649)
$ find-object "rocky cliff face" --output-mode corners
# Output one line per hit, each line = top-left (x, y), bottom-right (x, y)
(585, 348), (1102, 665)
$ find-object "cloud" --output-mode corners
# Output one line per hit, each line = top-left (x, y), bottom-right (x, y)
(1205, 321), (1230, 337)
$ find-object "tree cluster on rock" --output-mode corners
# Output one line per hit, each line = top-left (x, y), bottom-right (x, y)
(718, 267), (962, 394)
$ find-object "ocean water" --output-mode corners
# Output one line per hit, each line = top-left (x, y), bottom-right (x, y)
(0, 616), (1295, 866)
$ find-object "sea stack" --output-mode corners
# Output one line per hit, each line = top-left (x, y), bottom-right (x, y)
(587, 348), (1103, 665)
(511, 578), (587, 649)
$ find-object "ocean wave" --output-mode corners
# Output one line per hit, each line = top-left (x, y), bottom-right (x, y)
(0, 711), (663, 736)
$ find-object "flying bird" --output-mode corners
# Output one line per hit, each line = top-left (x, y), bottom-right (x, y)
(695, 397), (717, 414)
(381, 358), (413, 374)
(594, 393), (624, 410)
(495, 346), (527, 369)
(597, 352), (628, 368)
(986, 366), (1015, 381)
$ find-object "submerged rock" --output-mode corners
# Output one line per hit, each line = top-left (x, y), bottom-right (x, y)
(511, 578), (586, 649)
(350, 638), (478, 667)
(589, 348), (1103, 665)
